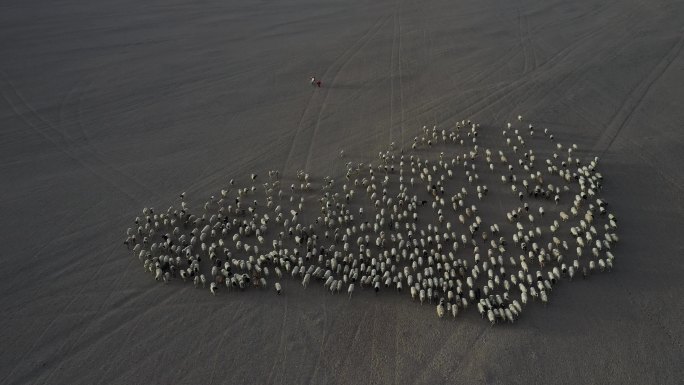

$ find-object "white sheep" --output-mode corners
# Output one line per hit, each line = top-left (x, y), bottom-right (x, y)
(436, 302), (445, 318)
(125, 116), (619, 327)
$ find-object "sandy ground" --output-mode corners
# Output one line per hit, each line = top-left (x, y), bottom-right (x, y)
(1, 0), (683, 383)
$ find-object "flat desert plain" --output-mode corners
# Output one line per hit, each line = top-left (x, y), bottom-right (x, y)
(1, 0), (683, 383)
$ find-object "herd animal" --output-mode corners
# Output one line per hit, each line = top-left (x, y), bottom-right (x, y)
(124, 116), (618, 325)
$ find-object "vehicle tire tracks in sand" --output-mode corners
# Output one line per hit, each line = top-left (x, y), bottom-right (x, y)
(415, 1), (619, 124)
(282, 16), (389, 178)
(0, 70), (162, 205)
(593, 32), (684, 155)
(1, 244), (119, 385)
(303, 17), (391, 173)
(267, 296), (289, 385)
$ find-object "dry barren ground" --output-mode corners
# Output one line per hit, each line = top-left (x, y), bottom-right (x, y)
(1, 0), (683, 383)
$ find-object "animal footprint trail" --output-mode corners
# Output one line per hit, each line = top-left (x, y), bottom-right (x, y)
(124, 115), (618, 325)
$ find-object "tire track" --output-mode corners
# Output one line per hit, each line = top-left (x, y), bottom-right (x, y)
(90, 291), (181, 385)
(623, 137), (684, 192)
(69, 71), (166, 202)
(508, 7), (647, 121)
(206, 322), (232, 385)
(74, 76), (100, 153)
(303, 16), (391, 173)
(0, 71), (159, 204)
(0, 244), (119, 385)
(517, 7), (530, 75)
(594, 32), (684, 155)
(624, 288), (683, 354)
(39, 252), (135, 385)
(393, 307), (401, 385)
(397, 0), (406, 148)
(414, 323), (486, 383)
(339, 306), (367, 377)
(419, 3), (523, 118)
(518, 3), (539, 75)
(414, 0), (616, 123)
(525, 11), (539, 70)
(178, 113), (239, 189)
(57, 76), (87, 143)
(35, 286), (180, 385)
(435, 2), (641, 125)
(1, 191), (107, 286)
(283, 16), (388, 176)
(435, 1), (524, 91)
(368, 303), (380, 384)
(266, 297), (289, 385)
(281, 79), (320, 177)
(389, 11), (397, 145)
(181, 134), (281, 202)
(308, 295), (329, 385)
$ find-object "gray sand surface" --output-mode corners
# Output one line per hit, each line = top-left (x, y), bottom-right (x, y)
(1, 0), (683, 383)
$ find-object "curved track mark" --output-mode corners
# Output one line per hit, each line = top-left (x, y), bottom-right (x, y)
(1, 245), (119, 385)
(267, 297), (289, 385)
(416, 1), (620, 124)
(302, 16), (391, 173)
(594, 33), (684, 155)
(0, 72), (159, 205)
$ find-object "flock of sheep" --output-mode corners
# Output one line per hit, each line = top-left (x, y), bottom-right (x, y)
(124, 116), (618, 325)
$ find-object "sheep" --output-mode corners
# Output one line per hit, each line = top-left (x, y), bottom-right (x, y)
(451, 304), (459, 318)
(504, 308), (515, 323)
(437, 302), (446, 318)
(124, 116), (619, 326)
(487, 310), (496, 326)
